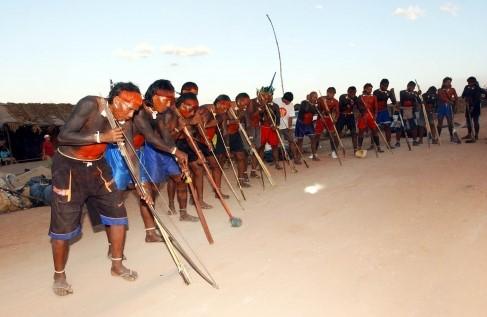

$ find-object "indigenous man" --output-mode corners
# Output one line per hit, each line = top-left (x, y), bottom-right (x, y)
(135, 79), (198, 230)
(316, 87), (340, 159)
(461, 76), (484, 142)
(174, 93), (227, 206)
(274, 92), (301, 164)
(296, 91), (319, 161)
(49, 82), (142, 296)
(373, 79), (397, 148)
(213, 94), (251, 187)
(397, 81), (421, 146)
(358, 83), (383, 153)
(422, 86), (440, 144)
(437, 77), (459, 143)
(250, 87), (283, 169)
(234, 93), (253, 182)
(337, 86), (359, 151)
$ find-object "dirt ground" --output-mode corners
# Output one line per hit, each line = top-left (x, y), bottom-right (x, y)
(1, 118), (487, 317)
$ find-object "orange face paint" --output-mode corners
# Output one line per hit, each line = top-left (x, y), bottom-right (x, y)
(119, 90), (143, 110)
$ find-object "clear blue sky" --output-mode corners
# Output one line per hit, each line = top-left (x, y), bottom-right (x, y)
(0, 0), (485, 104)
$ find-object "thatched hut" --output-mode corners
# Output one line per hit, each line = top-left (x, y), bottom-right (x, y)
(0, 103), (74, 162)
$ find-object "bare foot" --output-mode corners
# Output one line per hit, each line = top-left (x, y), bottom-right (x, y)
(168, 203), (177, 215)
(145, 229), (163, 243)
(250, 171), (260, 179)
(179, 212), (199, 222)
(200, 201), (213, 209)
(215, 192), (230, 199)
(111, 265), (138, 281)
(52, 273), (73, 296)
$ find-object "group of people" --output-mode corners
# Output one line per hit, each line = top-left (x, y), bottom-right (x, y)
(48, 76), (484, 296)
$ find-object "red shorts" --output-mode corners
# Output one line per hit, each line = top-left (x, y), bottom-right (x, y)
(260, 126), (279, 147)
(315, 117), (335, 135)
(357, 113), (376, 130)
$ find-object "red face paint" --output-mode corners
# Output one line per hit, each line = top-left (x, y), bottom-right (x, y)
(119, 91), (143, 109)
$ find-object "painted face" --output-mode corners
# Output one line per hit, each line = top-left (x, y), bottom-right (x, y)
(364, 86), (373, 95)
(111, 90), (143, 120)
(215, 100), (231, 114)
(152, 89), (175, 113)
(179, 98), (198, 119)
(236, 97), (250, 110)
(257, 92), (273, 105)
(308, 92), (318, 105)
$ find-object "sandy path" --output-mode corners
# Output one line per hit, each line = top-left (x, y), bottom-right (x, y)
(1, 121), (487, 317)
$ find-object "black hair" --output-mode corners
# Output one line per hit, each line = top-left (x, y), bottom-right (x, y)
(236, 92), (250, 101)
(108, 82), (140, 103)
(181, 82), (198, 92)
(326, 87), (336, 94)
(213, 94), (231, 106)
(283, 92), (294, 102)
(363, 83), (373, 90)
(380, 79), (389, 85)
(427, 86), (437, 94)
(407, 81), (416, 87)
(144, 79), (175, 104)
(467, 76), (477, 83)
(176, 93), (198, 108)
(442, 77), (452, 83)
(347, 86), (357, 92)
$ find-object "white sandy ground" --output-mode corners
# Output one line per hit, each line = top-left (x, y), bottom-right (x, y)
(1, 119), (487, 317)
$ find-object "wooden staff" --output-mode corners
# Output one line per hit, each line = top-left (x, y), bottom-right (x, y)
(414, 80), (433, 148)
(196, 122), (245, 210)
(318, 91), (346, 157)
(209, 109), (247, 201)
(101, 98), (217, 288)
(228, 108), (275, 186)
(390, 89), (412, 151)
(262, 101), (297, 176)
(360, 96), (393, 154)
(175, 108), (242, 227)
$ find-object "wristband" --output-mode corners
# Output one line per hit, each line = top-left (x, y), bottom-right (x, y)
(95, 131), (101, 143)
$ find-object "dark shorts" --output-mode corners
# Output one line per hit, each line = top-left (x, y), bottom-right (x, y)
(49, 152), (127, 240)
(336, 114), (356, 134)
(295, 121), (315, 138)
(216, 132), (245, 154)
(376, 109), (392, 125)
(176, 138), (211, 162)
(437, 103), (453, 120)
(140, 144), (180, 184)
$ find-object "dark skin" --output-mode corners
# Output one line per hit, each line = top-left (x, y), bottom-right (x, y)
(240, 96), (261, 178)
(317, 91), (340, 155)
(297, 92), (319, 161)
(358, 86), (380, 150)
(172, 100), (218, 208)
(135, 90), (197, 238)
(52, 94), (141, 296)
(253, 92), (283, 169)
(377, 83), (396, 145)
(212, 100), (250, 187)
